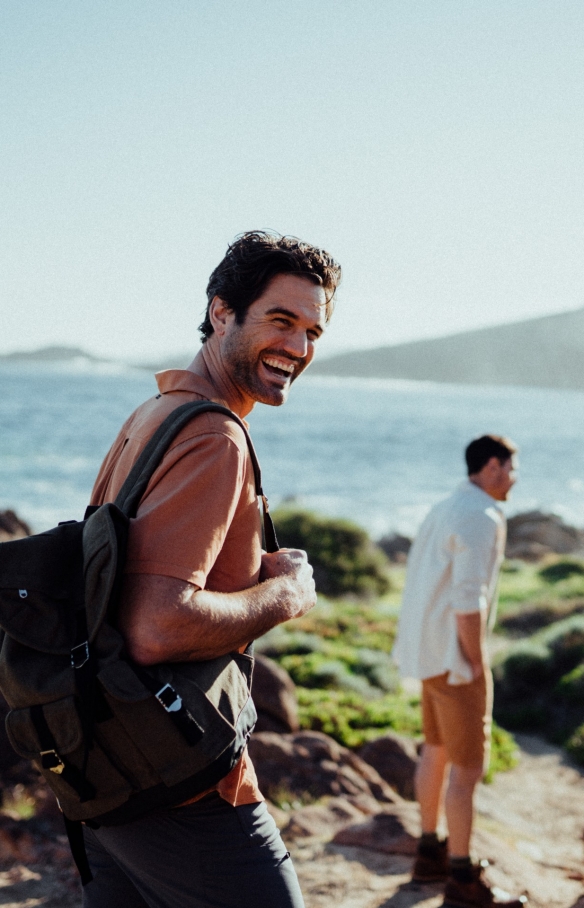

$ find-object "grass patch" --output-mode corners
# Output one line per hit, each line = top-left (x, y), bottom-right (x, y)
(296, 687), (422, 749)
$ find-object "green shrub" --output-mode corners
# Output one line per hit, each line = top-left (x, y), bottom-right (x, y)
(273, 508), (391, 597)
(255, 626), (326, 657)
(539, 558), (584, 583)
(484, 723), (519, 783)
(493, 642), (551, 691)
(296, 687), (422, 748)
(540, 615), (584, 675)
(495, 615), (584, 695)
(566, 724), (584, 766)
(280, 653), (374, 696)
(555, 663), (584, 702)
(494, 614), (584, 748)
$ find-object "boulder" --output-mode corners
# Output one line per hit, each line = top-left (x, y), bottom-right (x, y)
(357, 731), (419, 799)
(281, 796), (371, 839)
(377, 533), (412, 564)
(251, 655), (299, 733)
(248, 730), (399, 805)
(332, 803), (420, 855)
(0, 510), (31, 542)
(506, 512), (584, 561)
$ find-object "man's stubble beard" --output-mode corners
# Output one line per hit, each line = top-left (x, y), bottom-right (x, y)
(223, 331), (303, 408)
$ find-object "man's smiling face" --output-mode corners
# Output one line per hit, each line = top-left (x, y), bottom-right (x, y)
(220, 273), (327, 407)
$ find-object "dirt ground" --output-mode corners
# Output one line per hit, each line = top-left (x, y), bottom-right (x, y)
(289, 734), (584, 908)
(0, 734), (582, 907)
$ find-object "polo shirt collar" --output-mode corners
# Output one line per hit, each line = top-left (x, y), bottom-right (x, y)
(462, 478), (504, 512)
(155, 369), (230, 409)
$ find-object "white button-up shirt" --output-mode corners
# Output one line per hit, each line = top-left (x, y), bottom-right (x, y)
(393, 480), (506, 685)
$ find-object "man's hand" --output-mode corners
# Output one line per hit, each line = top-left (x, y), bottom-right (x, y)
(456, 611), (489, 680)
(260, 548), (316, 618)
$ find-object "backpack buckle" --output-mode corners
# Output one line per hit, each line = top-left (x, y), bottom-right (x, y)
(40, 749), (65, 774)
(71, 642), (89, 669)
(155, 683), (182, 713)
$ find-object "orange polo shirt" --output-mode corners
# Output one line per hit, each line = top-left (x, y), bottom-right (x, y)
(90, 369), (263, 806)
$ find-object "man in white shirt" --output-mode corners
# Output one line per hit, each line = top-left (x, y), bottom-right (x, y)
(393, 435), (525, 908)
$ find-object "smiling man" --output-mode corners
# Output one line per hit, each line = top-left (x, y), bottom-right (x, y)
(84, 232), (341, 908)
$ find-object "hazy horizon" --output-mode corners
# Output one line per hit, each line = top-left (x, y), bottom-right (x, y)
(2, 301), (584, 365)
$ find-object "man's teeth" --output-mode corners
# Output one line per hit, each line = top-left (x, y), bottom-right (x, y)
(263, 357), (295, 374)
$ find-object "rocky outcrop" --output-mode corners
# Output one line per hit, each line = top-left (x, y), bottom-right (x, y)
(280, 796), (376, 839)
(357, 731), (419, 800)
(378, 511), (584, 564)
(332, 805), (420, 854)
(248, 730), (398, 805)
(506, 511), (584, 561)
(0, 510), (31, 542)
(377, 533), (411, 563)
(251, 655), (299, 733)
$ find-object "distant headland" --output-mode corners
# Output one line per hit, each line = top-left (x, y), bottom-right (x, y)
(311, 306), (584, 391)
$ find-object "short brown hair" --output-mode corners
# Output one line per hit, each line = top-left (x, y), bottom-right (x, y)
(465, 435), (518, 475)
(198, 230), (341, 342)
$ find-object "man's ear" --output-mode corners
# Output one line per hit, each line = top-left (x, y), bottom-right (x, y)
(485, 456), (501, 476)
(209, 296), (234, 338)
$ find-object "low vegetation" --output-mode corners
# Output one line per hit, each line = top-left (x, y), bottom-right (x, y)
(272, 508), (392, 597)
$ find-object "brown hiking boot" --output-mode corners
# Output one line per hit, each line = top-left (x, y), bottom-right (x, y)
(442, 860), (527, 907)
(412, 836), (449, 882)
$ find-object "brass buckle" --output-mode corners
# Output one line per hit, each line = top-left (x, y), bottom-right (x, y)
(40, 749), (65, 774)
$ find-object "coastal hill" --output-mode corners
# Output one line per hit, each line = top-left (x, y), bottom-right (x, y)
(0, 345), (189, 372)
(0, 345), (101, 363)
(311, 306), (584, 390)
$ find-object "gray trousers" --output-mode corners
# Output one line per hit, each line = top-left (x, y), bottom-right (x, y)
(82, 794), (305, 908)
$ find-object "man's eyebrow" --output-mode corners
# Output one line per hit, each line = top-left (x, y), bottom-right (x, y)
(265, 307), (324, 334)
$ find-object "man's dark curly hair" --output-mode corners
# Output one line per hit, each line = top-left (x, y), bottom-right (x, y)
(198, 230), (341, 342)
(465, 434), (518, 475)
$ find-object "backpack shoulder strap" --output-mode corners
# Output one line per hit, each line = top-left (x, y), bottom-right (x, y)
(113, 400), (278, 552)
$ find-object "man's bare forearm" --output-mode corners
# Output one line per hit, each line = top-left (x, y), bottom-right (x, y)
(120, 572), (308, 665)
(455, 610), (489, 678)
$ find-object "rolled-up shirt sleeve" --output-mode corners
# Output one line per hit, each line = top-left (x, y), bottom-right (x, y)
(450, 513), (500, 614)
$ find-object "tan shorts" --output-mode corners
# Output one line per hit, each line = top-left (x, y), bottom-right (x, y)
(421, 669), (493, 769)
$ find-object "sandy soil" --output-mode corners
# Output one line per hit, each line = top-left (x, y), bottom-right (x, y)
(289, 734), (584, 908)
(0, 734), (581, 907)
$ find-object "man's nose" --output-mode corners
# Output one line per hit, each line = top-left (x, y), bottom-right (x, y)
(282, 329), (309, 359)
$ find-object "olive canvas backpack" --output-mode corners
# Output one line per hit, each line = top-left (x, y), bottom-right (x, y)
(0, 400), (278, 883)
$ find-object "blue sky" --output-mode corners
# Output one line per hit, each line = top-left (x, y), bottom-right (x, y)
(2, 1), (584, 361)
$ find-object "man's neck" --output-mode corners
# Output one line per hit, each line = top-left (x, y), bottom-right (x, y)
(186, 343), (253, 418)
(468, 476), (496, 501)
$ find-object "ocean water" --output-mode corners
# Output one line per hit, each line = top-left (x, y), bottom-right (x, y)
(1, 362), (583, 539)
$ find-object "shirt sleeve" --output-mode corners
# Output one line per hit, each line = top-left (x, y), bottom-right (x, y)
(450, 512), (499, 614)
(124, 430), (247, 588)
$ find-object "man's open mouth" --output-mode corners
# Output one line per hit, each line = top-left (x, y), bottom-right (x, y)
(261, 356), (296, 380)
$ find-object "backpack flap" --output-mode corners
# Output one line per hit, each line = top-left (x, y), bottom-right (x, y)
(6, 696), (83, 760)
(6, 695), (135, 819)
(0, 524), (86, 654)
